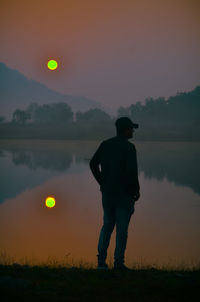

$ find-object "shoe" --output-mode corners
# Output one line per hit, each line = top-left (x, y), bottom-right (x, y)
(113, 263), (130, 270)
(97, 254), (108, 270)
(97, 263), (108, 270)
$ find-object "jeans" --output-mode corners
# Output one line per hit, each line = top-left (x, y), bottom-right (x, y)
(97, 193), (135, 265)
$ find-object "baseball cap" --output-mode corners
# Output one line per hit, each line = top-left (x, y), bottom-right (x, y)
(115, 117), (139, 130)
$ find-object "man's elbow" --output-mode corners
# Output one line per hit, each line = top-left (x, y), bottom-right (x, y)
(89, 159), (95, 171)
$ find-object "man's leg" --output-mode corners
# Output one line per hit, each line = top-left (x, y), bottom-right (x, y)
(114, 199), (135, 267)
(97, 196), (116, 265)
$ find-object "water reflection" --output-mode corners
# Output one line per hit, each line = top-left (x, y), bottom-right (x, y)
(137, 142), (200, 195)
(0, 141), (199, 204)
(12, 149), (72, 171)
(0, 140), (200, 268)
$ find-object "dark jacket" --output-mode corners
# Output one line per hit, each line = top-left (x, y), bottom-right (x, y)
(89, 135), (140, 196)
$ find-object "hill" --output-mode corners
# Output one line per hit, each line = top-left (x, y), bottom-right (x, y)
(0, 62), (104, 119)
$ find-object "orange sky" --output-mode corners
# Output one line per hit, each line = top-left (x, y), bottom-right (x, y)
(0, 0), (200, 109)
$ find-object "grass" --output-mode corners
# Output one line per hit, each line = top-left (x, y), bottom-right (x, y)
(0, 254), (199, 302)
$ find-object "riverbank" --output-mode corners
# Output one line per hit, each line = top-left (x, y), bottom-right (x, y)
(0, 264), (199, 301)
(0, 122), (199, 141)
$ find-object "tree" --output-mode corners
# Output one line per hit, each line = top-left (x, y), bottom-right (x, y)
(117, 106), (131, 118)
(12, 109), (31, 125)
(130, 101), (144, 120)
(29, 103), (73, 124)
(0, 116), (5, 123)
(26, 103), (40, 122)
(76, 108), (111, 123)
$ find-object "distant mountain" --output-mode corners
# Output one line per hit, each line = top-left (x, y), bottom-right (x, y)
(0, 62), (108, 119)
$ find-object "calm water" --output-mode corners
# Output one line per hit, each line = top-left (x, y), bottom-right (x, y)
(0, 140), (200, 268)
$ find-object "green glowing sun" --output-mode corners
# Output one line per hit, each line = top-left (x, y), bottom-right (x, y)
(45, 196), (56, 208)
(47, 59), (58, 70)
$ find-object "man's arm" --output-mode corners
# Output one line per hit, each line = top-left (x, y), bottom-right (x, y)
(89, 142), (103, 185)
(125, 144), (140, 201)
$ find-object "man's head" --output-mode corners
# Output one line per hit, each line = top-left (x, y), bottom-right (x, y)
(115, 117), (139, 139)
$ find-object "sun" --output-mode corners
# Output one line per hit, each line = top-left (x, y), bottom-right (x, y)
(47, 59), (58, 70)
(45, 196), (56, 208)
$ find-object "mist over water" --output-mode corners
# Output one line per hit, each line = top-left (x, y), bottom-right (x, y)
(0, 140), (199, 268)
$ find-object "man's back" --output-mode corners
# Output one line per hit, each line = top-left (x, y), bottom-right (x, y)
(90, 117), (140, 269)
(89, 135), (140, 196)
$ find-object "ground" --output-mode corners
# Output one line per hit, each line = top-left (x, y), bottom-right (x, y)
(0, 264), (200, 301)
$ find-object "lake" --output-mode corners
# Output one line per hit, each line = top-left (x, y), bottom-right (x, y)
(0, 140), (200, 268)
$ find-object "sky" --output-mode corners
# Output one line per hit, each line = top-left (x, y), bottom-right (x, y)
(0, 0), (200, 110)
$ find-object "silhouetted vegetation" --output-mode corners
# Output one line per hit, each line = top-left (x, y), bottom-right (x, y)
(117, 86), (200, 140)
(0, 86), (199, 140)
(12, 109), (31, 125)
(13, 102), (73, 124)
(0, 116), (5, 124)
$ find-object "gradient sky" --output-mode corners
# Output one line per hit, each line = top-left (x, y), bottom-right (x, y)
(0, 0), (200, 110)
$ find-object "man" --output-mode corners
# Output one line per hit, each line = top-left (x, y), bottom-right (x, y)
(89, 116), (140, 270)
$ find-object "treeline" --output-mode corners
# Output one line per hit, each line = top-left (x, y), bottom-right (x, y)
(117, 86), (200, 140)
(0, 86), (199, 140)
(118, 86), (200, 125)
(0, 103), (114, 140)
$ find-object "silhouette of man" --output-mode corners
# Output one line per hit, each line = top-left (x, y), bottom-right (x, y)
(89, 117), (140, 270)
